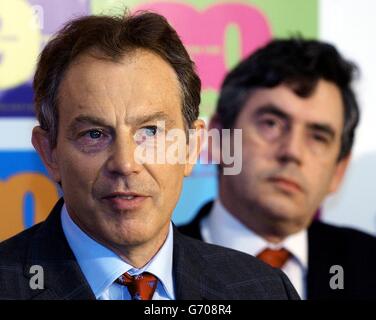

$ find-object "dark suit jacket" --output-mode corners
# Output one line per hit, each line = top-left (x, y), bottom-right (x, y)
(0, 198), (299, 300)
(178, 201), (376, 299)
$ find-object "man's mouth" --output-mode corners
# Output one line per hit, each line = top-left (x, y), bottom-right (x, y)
(267, 176), (303, 193)
(101, 192), (148, 210)
(105, 194), (137, 200)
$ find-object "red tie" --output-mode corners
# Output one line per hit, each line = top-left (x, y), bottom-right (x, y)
(256, 248), (291, 268)
(116, 272), (158, 300)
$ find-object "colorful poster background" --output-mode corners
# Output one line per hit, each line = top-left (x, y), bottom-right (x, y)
(0, 0), (317, 240)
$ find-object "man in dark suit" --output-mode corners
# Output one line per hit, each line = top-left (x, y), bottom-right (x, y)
(0, 12), (298, 300)
(179, 39), (376, 299)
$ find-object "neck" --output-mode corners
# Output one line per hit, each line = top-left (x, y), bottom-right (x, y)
(218, 192), (302, 244)
(103, 224), (170, 268)
(67, 208), (170, 269)
(109, 236), (167, 268)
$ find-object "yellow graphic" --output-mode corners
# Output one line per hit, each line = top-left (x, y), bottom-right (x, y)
(0, 0), (41, 89)
(0, 173), (59, 241)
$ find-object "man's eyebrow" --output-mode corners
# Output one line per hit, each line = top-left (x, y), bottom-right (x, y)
(128, 111), (176, 127)
(68, 115), (112, 132)
(254, 104), (337, 140)
(253, 104), (291, 121)
(68, 111), (177, 131)
(308, 123), (336, 140)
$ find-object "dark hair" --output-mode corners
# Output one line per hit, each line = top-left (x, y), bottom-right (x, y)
(216, 38), (360, 161)
(33, 10), (201, 147)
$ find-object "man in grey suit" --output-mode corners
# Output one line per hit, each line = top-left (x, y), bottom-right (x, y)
(0, 11), (298, 300)
(179, 39), (376, 300)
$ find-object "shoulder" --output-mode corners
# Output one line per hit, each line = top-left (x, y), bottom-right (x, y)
(174, 231), (300, 299)
(0, 198), (64, 264)
(179, 232), (272, 272)
(307, 221), (376, 298)
(310, 220), (376, 249)
(308, 220), (376, 277)
(0, 223), (43, 262)
(0, 223), (44, 299)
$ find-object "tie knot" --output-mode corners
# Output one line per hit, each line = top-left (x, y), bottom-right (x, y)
(116, 272), (158, 300)
(256, 248), (291, 269)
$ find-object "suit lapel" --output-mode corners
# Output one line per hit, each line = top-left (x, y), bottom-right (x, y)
(172, 226), (227, 300)
(24, 198), (96, 300)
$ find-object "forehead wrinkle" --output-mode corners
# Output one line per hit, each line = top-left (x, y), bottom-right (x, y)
(124, 111), (176, 128)
(69, 108), (177, 133)
(60, 49), (184, 133)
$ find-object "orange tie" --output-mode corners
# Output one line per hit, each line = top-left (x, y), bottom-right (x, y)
(116, 272), (158, 300)
(256, 248), (291, 268)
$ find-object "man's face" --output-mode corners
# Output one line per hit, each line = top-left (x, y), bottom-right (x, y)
(34, 49), (201, 252)
(221, 80), (349, 232)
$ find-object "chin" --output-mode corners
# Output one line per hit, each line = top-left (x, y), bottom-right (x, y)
(269, 211), (309, 232)
(263, 200), (302, 221)
(116, 220), (161, 243)
(100, 227), (149, 248)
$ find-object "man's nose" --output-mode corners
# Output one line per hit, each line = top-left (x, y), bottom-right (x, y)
(276, 127), (304, 166)
(105, 134), (143, 177)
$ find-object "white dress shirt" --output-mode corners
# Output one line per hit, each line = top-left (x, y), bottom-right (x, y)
(61, 205), (175, 300)
(200, 199), (308, 299)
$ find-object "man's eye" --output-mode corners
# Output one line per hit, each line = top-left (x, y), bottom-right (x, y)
(263, 119), (278, 127)
(134, 126), (161, 145)
(254, 116), (286, 142)
(257, 117), (284, 131)
(312, 133), (329, 144)
(74, 128), (111, 153)
(143, 126), (158, 137)
(87, 129), (103, 139)
(257, 115), (283, 129)
(137, 126), (159, 138)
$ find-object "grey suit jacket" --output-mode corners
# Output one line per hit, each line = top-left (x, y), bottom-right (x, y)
(0, 199), (299, 300)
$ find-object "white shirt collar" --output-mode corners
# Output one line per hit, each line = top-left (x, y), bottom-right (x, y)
(61, 204), (175, 299)
(201, 198), (308, 269)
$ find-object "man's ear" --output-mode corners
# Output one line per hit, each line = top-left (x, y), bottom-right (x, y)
(329, 153), (351, 194)
(31, 126), (61, 183)
(184, 119), (206, 177)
